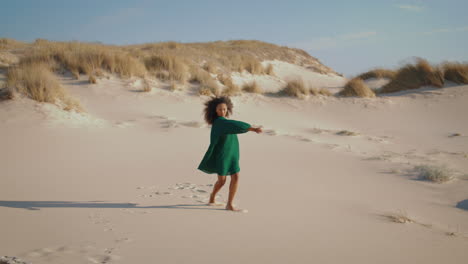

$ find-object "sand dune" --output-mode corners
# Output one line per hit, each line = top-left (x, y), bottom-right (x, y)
(1, 67), (468, 264)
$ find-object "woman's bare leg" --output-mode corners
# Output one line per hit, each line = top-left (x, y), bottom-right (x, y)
(208, 175), (226, 205)
(226, 173), (241, 211)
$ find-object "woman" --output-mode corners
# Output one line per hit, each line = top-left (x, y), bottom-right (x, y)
(197, 96), (262, 212)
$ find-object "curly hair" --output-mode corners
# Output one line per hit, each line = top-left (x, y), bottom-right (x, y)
(203, 96), (234, 125)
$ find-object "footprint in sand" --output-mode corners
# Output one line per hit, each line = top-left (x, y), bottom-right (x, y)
(284, 134), (313, 142)
(115, 237), (133, 243)
(18, 243), (122, 264)
(138, 183), (227, 205)
(114, 120), (135, 128)
(0, 256), (32, 264)
(87, 253), (121, 264)
(88, 212), (115, 232)
(160, 119), (178, 128)
(308, 128), (325, 134)
(179, 121), (206, 128)
(148, 115), (206, 129)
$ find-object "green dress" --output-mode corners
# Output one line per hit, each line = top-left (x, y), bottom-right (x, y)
(198, 116), (251, 176)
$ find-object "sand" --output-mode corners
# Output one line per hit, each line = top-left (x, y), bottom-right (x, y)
(1, 65), (468, 264)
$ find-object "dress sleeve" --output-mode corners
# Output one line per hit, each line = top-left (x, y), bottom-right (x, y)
(217, 119), (251, 135)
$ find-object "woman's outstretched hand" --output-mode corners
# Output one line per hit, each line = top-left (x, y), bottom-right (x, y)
(249, 127), (263, 133)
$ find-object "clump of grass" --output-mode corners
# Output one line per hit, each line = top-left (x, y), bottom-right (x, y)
(218, 74), (241, 96)
(189, 68), (213, 84)
(169, 81), (182, 91)
(71, 69), (80, 79)
(194, 69), (220, 96)
(191, 69), (220, 97)
(94, 68), (104, 77)
(198, 83), (220, 96)
(414, 164), (454, 183)
(265, 64), (275, 75)
(319, 88), (333, 96)
(6, 62), (83, 111)
(222, 83), (242, 96)
(357, 68), (396, 80)
(380, 58), (444, 94)
(242, 80), (263, 93)
(203, 61), (217, 74)
(278, 79), (309, 98)
(244, 56), (264, 74)
(384, 210), (414, 223)
(310, 87), (333, 96)
(145, 54), (188, 82)
(338, 78), (376, 98)
(142, 78), (151, 92)
(0, 51), (19, 67)
(155, 71), (170, 81)
(218, 74), (232, 86)
(442, 62), (468, 84)
(89, 74), (97, 84)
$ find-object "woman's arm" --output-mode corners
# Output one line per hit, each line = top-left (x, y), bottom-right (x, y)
(248, 127), (263, 133)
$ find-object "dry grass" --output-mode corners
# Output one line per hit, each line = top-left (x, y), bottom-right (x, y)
(6, 62), (83, 111)
(203, 61), (218, 74)
(2, 39), (341, 98)
(241, 56), (265, 74)
(242, 81), (263, 94)
(338, 78), (376, 98)
(380, 58), (444, 94)
(125, 40), (338, 76)
(222, 84), (242, 96)
(142, 78), (151, 92)
(278, 79), (309, 98)
(0, 51), (20, 66)
(19, 41), (147, 79)
(145, 54), (188, 82)
(89, 74), (97, 84)
(318, 88), (333, 96)
(169, 81), (180, 91)
(71, 69), (80, 79)
(442, 62), (468, 84)
(414, 164), (454, 183)
(310, 87), (333, 96)
(264, 63), (275, 75)
(0, 38), (29, 51)
(218, 74), (241, 96)
(189, 68), (213, 84)
(357, 68), (396, 80)
(198, 83), (220, 96)
(190, 68), (220, 96)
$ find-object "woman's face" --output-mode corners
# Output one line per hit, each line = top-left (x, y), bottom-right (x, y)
(216, 103), (228, 117)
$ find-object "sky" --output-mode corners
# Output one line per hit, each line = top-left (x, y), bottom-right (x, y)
(1, 0), (467, 77)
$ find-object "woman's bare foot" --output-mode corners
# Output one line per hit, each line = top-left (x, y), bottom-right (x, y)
(207, 193), (224, 206)
(225, 204), (245, 212)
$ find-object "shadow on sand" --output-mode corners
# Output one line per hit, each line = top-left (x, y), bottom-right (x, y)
(0, 200), (225, 211)
(456, 199), (468, 211)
